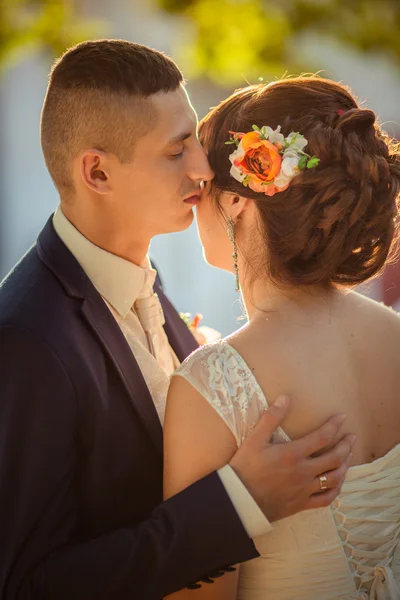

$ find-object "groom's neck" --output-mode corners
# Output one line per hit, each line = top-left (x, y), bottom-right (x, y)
(60, 203), (151, 267)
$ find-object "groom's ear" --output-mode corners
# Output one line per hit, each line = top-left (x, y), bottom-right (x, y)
(79, 149), (112, 194)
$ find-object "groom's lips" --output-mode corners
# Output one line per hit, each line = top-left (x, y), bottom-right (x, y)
(183, 194), (200, 205)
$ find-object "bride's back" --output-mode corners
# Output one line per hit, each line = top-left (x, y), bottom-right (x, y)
(230, 289), (400, 466)
(176, 300), (400, 598)
(208, 292), (400, 599)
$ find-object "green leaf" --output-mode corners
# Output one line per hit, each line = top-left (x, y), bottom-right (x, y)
(252, 124), (267, 140)
(225, 140), (237, 145)
(287, 133), (299, 146)
(298, 155), (308, 170)
(307, 157), (320, 168)
(261, 126), (271, 140)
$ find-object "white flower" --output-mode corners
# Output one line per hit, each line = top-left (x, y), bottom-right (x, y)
(282, 154), (301, 177)
(261, 125), (285, 147)
(273, 174), (290, 190)
(274, 154), (300, 189)
(229, 139), (245, 163)
(230, 162), (245, 182)
(229, 140), (246, 182)
(286, 132), (308, 152)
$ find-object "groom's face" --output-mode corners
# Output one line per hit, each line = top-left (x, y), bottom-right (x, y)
(109, 85), (214, 237)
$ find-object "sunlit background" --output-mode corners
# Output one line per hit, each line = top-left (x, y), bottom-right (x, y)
(1, 0), (400, 335)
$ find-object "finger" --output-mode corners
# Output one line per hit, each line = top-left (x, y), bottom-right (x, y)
(290, 414), (347, 458)
(247, 396), (290, 446)
(311, 453), (352, 494)
(304, 484), (344, 511)
(308, 434), (355, 477)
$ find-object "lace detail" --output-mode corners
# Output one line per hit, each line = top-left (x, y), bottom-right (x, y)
(331, 448), (400, 599)
(174, 340), (289, 446)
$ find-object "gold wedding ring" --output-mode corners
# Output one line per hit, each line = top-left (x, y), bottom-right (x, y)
(319, 474), (328, 492)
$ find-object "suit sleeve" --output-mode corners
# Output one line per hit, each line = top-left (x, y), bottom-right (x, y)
(0, 326), (258, 600)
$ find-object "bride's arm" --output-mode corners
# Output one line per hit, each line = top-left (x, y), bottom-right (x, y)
(163, 374), (240, 600)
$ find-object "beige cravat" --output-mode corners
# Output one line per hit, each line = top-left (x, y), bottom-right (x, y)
(133, 269), (176, 376)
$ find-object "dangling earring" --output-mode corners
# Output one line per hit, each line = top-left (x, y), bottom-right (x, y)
(227, 216), (240, 292)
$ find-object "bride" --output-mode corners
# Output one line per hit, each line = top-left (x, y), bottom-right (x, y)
(163, 76), (400, 599)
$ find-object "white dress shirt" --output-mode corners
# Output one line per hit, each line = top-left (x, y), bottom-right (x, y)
(53, 206), (272, 538)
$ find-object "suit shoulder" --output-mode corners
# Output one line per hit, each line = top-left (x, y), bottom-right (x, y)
(0, 246), (69, 329)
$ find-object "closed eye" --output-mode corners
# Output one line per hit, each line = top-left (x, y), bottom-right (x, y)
(170, 149), (184, 160)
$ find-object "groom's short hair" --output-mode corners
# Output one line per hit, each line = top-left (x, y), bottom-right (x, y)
(41, 39), (184, 195)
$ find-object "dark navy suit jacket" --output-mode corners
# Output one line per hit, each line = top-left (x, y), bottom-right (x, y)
(0, 218), (257, 599)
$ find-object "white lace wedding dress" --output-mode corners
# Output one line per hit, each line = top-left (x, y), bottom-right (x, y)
(175, 340), (400, 600)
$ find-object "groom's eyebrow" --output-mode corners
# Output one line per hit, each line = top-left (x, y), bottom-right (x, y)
(166, 132), (192, 146)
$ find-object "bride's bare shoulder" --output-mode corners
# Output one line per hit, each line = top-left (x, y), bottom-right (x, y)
(347, 290), (400, 328)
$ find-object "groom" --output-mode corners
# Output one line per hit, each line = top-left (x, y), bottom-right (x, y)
(0, 40), (353, 600)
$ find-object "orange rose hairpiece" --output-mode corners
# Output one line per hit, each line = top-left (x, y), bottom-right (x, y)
(226, 125), (320, 196)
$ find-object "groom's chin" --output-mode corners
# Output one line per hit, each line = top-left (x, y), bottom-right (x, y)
(174, 208), (195, 232)
(155, 207), (195, 236)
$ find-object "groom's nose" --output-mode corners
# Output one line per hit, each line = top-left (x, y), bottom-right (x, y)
(203, 160), (215, 182)
(189, 143), (215, 182)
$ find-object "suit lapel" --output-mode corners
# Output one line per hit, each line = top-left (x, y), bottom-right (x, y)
(81, 294), (163, 454)
(37, 218), (163, 454)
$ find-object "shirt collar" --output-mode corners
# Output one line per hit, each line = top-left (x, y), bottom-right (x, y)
(52, 206), (156, 318)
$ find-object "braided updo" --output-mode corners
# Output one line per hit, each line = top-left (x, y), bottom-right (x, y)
(199, 77), (400, 287)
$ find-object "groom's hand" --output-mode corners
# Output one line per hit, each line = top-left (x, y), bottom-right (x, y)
(229, 396), (355, 523)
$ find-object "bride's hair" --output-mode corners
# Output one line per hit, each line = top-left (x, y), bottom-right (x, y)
(199, 76), (400, 287)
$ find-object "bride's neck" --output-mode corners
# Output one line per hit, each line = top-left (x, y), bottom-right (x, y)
(240, 276), (338, 322)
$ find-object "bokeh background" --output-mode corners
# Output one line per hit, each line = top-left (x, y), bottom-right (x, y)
(1, 0), (400, 335)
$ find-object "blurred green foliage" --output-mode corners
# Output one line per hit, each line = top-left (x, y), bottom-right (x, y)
(156, 0), (400, 83)
(1, 0), (399, 82)
(0, 0), (104, 72)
